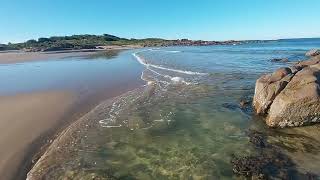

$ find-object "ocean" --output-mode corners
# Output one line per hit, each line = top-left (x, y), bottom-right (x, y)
(28, 38), (320, 179)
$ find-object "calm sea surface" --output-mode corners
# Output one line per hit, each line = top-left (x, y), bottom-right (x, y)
(0, 50), (144, 96)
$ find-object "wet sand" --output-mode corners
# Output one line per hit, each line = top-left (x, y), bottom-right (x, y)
(0, 45), (140, 64)
(0, 91), (76, 180)
(26, 85), (152, 180)
(0, 50), (102, 64)
(0, 87), (144, 180)
(0, 49), (145, 179)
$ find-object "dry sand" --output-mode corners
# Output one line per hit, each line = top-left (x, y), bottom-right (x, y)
(0, 91), (77, 180)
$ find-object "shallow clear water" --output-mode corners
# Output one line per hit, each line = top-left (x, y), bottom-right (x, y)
(29, 39), (320, 179)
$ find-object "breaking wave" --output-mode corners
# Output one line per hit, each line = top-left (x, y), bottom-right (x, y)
(148, 49), (181, 53)
(132, 52), (208, 76)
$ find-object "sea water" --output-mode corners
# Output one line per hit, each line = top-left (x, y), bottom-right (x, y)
(28, 38), (320, 179)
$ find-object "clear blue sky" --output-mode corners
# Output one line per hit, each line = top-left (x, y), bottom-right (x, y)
(1, 0), (320, 43)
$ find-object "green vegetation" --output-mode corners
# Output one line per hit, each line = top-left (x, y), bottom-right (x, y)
(1, 34), (175, 52)
(1, 33), (261, 52)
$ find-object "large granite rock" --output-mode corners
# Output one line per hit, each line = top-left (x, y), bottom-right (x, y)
(253, 67), (293, 114)
(306, 49), (320, 57)
(253, 54), (320, 128)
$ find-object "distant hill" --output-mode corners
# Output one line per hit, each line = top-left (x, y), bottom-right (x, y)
(3, 34), (128, 52)
(1, 34), (267, 52)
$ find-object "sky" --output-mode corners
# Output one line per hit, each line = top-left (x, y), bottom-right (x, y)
(0, 0), (320, 43)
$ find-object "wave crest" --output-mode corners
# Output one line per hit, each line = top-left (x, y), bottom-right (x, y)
(132, 52), (207, 76)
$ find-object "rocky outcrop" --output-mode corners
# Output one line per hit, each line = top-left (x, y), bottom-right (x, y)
(253, 54), (320, 128)
(253, 67), (293, 114)
(270, 58), (289, 63)
(306, 49), (320, 57)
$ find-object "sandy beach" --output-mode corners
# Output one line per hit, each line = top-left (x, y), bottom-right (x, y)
(0, 50), (99, 64)
(0, 49), (144, 179)
(1, 1), (319, 179)
(0, 91), (76, 180)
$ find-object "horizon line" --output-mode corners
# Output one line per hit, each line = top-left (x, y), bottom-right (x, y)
(1, 34), (320, 45)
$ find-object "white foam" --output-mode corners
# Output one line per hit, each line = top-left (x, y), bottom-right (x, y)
(153, 119), (165, 122)
(148, 49), (181, 53)
(171, 77), (185, 84)
(99, 118), (122, 128)
(168, 50), (181, 53)
(132, 52), (207, 75)
(99, 90), (144, 128)
(101, 124), (122, 128)
(147, 81), (155, 85)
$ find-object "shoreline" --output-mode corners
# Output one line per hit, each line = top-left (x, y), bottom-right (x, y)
(0, 91), (76, 180)
(12, 84), (145, 180)
(24, 49), (149, 179)
(0, 49), (145, 180)
(0, 45), (140, 64)
(26, 85), (150, 179)
(24, 45), (320, 179)
(9, 44), (320, 179)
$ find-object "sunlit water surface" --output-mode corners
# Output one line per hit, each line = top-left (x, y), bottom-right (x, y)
(29, 39), (320, 179)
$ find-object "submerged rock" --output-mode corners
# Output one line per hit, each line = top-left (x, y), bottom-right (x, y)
(231, 129), (318, 179)
(222, 103), (239, 111)
(239, 99), (250, 108)
(231, 155), (267, 178)
(270, 58), (289, 63)
(305, 49), (320, 57)
(247, 130), (266, 148)
(253, 53), (320, 128)
(231, 144), (319, 179)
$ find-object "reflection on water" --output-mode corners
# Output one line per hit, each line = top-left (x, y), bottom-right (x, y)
(84, 50), (122, 60)
(28, 39), (320, 179)
(0, 50), (143, 96)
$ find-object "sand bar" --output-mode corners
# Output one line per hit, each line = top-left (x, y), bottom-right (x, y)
(0, 91), (76, 180)
(0, 45), (140, 64)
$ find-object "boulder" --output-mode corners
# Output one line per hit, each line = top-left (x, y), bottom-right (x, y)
(270, 58), (289, 63)
(306, 49), (320, 57)
(289, 65), (303, 74)
(266, 66), (320, 127)
(296, 54), (320, 66)
(253, 68), (293, 114)
(253, 53), (320, 128)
